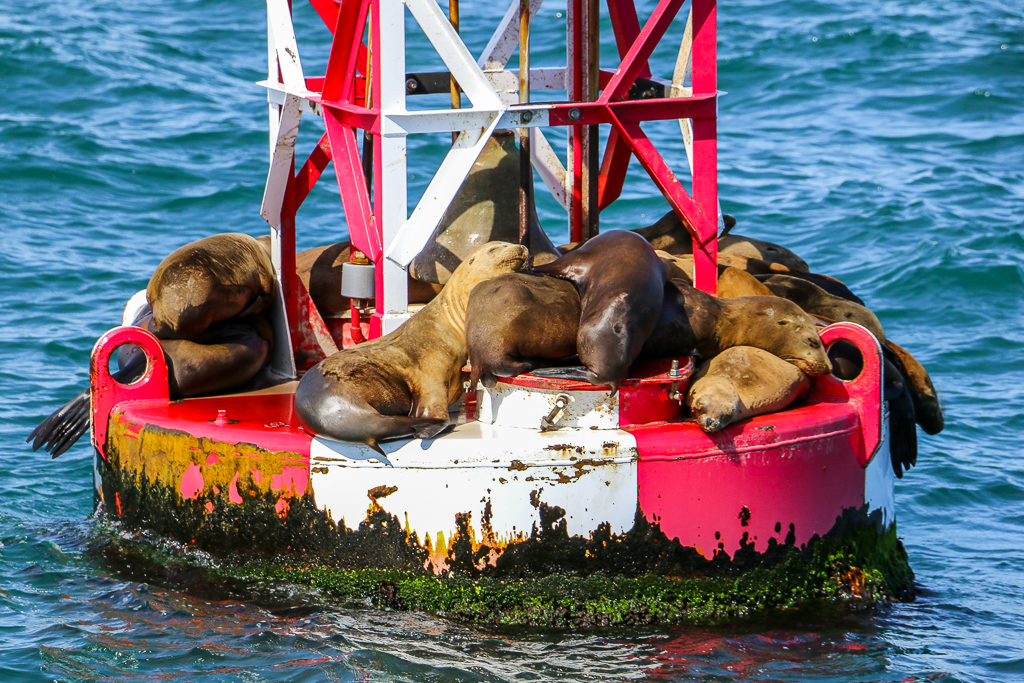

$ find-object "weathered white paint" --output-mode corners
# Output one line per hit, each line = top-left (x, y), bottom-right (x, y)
(478, 381), (620, 430)
(310, 420), (639, 558)
(477, 0), (545, 71)
(260, 94), (302, 229)
(864, 404), (896, 529)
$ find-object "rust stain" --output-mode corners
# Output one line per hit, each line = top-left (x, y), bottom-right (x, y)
(508, 460), (528, 471)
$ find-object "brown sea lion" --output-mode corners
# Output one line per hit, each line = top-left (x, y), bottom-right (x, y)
(531, 231), (667, 393)
(286, 240), (444, 316)
(642, 280), (833, 376)
(828, 338), (919, 477)
(757, 273), (886, 343)
(295, 242), (529, 451)
(148, 233), (275, 340)
(715, 254), (865, 305)
(633, 209), (810, 271)
(466, 272), (580, 389)
(30, 233), (278, 458)
(884, 340), (943, 435)
(408, 131), (560, 285)
(687, 346), (812, 432)
(656, 251), (774, 298)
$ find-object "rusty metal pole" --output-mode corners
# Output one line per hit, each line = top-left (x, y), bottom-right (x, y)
(449, 0), (461, 144)
(518, 0), (533, 251)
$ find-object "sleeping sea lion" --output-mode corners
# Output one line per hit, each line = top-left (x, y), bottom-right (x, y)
(466, 272), (580, 389)
(716, 253), (865, 305)
(148, 233), (275, 340)
(642, 280), (833, 376)
(633, 209), (810, 272)
(757, 273), (886, 343)
(408, 131), (560, 285)
(289, 240), (443, 316)
(656, 251), (774, 298)
(295, 242), (529, 452)
(29, 233), (277, 458)
(828, 338), (918, 477)
(532, 231), (666, 393)
(884, 340), (944, 435)
(687, 346), (812, 432)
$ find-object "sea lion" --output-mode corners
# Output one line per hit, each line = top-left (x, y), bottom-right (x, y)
(532, 231), (667, 393)
(148, 233), (275, 340)
(408, 131), (560, 285)
(294, 242), (529, 451)
(466, 272), (580, 389)
(656, 251), (774, 298)
(27, 314), (272, 458)
(884, 340), (943, 435)
(30, 233), (277, 458)
(714, 254), (865, 305)
(687, 346), (812, 432)
(642, 280), (833, 376)
(289, 240), (443, 316)
(828, 339), (918, 477)
(757, 273), (886, 343)
(633, 209), (810, 271)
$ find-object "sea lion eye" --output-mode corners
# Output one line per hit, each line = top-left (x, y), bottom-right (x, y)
(778, 319), (789, 326)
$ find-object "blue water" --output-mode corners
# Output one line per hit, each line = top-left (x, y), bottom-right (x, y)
(2, 0), (1022, 680)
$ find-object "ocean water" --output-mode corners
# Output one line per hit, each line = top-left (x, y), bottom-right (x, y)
(2, 0), (1022, 680)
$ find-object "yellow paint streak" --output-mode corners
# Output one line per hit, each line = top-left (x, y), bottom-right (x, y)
(106, 411), (307, 501)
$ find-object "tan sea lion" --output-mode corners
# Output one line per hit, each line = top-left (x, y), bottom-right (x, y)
(715, 253), (865, 305)
(633, 209), (810, 271)
(757, 273), (886, 343)
(642, 280), (833, 376)
(408, 131), (560, 285)
(884, 340), (943, 435)
(687, 346), (812, 432)
(531, 231), (667, 393)
(466, 272), (580, 389)
(148, 233), (275, 340)
(656, 251), (774, 298)
(295, 242), (529, 451)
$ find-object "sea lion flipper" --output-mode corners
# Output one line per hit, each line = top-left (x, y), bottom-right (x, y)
(888, 387), (918, 478)
(884, 340), (943, 435)
(27, 389), (91, 458)
(529, 366), (593, 382)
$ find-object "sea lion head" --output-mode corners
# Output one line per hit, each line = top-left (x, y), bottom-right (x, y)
(444, 241), (529, 296)
(749, 298), (833, 376)
(687, 378), (740, 433)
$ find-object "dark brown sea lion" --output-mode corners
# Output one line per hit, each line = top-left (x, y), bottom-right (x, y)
(828, 338), (918, 478)
(408, 131), (561, 285)
(148, 233), (275, 340)
(656, 251), (774, 298)
(687, 346), (812, 432)
(532, 231), (667, 393)
(884, 340), (944, 435)
(642, 280), (833, 376)
(633, 209), (810, 271)
(716, 253), (865, 305)
(290, 240), (443, 316)
(466, 272), (580, 389)
(295, 242), (529, 452)
(30, 233), (277, 458)
(757, 273), (886, 343)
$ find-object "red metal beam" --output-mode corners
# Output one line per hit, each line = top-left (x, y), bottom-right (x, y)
(323, 107), (381, 261)
(294, 132), (333, 209)
(599, 0), (684, 104)
(322, 0), (371, 103)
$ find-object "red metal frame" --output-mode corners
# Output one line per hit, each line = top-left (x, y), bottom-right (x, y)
(266, 0), (719, 349)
